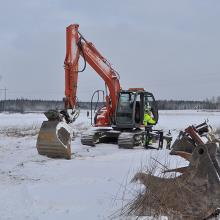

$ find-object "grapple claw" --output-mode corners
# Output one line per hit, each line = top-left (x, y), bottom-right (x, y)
(131, 143), (220, 219)
(163, 166), (189, 174)
(170, 150), (192, 161)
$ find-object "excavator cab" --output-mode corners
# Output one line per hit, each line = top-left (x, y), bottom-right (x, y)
(115, 89), (158, 129)
(114, 89), (161, 149)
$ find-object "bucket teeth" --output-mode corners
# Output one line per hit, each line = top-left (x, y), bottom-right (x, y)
(36, 121), (72, 159)
(170, 150), (192, 161)
(163, 166), (189, 174)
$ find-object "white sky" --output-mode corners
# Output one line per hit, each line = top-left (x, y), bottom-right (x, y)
(0, 0), (220, 101)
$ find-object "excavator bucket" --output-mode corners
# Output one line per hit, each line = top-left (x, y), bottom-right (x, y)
(171, 122), (209, 156)
(36, 121), (73, 159)
(171, 131), (196, 155)
(131, 142), (220, 219)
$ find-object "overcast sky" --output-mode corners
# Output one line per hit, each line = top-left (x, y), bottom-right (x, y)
(0, 0), (220, 101)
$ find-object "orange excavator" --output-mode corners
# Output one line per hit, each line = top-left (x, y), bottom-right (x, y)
(36, 24), (164, 159)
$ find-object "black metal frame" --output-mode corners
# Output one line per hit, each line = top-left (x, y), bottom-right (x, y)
(115, 90), (158, 129)
(90, 90), (105, 126)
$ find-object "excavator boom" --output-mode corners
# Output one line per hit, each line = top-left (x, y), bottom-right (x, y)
(64, 24), (120, 125)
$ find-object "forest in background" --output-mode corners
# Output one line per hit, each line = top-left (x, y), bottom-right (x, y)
(0, 99), (220, 113)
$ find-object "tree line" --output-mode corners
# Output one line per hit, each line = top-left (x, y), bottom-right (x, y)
(0, 99), (219, 113)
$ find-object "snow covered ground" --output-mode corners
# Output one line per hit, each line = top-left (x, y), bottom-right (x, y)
(0, 110), (220, 220)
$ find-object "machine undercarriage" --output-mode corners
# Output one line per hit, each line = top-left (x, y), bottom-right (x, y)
(81, 127), (171, 150)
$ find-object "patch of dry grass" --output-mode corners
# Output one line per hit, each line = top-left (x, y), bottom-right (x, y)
(117, 149), (220, 220)
(0, 125), (40, 137)
(109, 157), (184, 220)
(120, 160), (183, 220)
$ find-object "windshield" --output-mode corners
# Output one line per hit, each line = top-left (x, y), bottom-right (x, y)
(144, 95), (154, 109)
(116, 93), (135, 124)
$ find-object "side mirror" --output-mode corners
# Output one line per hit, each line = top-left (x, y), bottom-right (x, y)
(87, 111), (90, 118)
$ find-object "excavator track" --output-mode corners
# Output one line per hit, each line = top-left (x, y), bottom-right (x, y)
(81, 129), (120, 146)
(118, 132), (135, 149)
(81, 130), (100, 146)
(118, 131), (144, 149)
(36, 121), (72, 159)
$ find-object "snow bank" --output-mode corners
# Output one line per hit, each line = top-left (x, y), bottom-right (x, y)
(0, 110), (219, 219)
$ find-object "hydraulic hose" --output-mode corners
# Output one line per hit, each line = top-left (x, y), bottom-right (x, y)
(77, 37), (87, 73)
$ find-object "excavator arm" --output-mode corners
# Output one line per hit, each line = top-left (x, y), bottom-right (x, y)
(64, 24), (80, 110)
(64, 24), (121, 125)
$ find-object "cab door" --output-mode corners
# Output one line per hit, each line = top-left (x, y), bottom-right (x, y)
(144, 92), (159, 124)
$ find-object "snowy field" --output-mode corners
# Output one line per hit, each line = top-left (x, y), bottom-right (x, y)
(0, 110), (220, 220)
